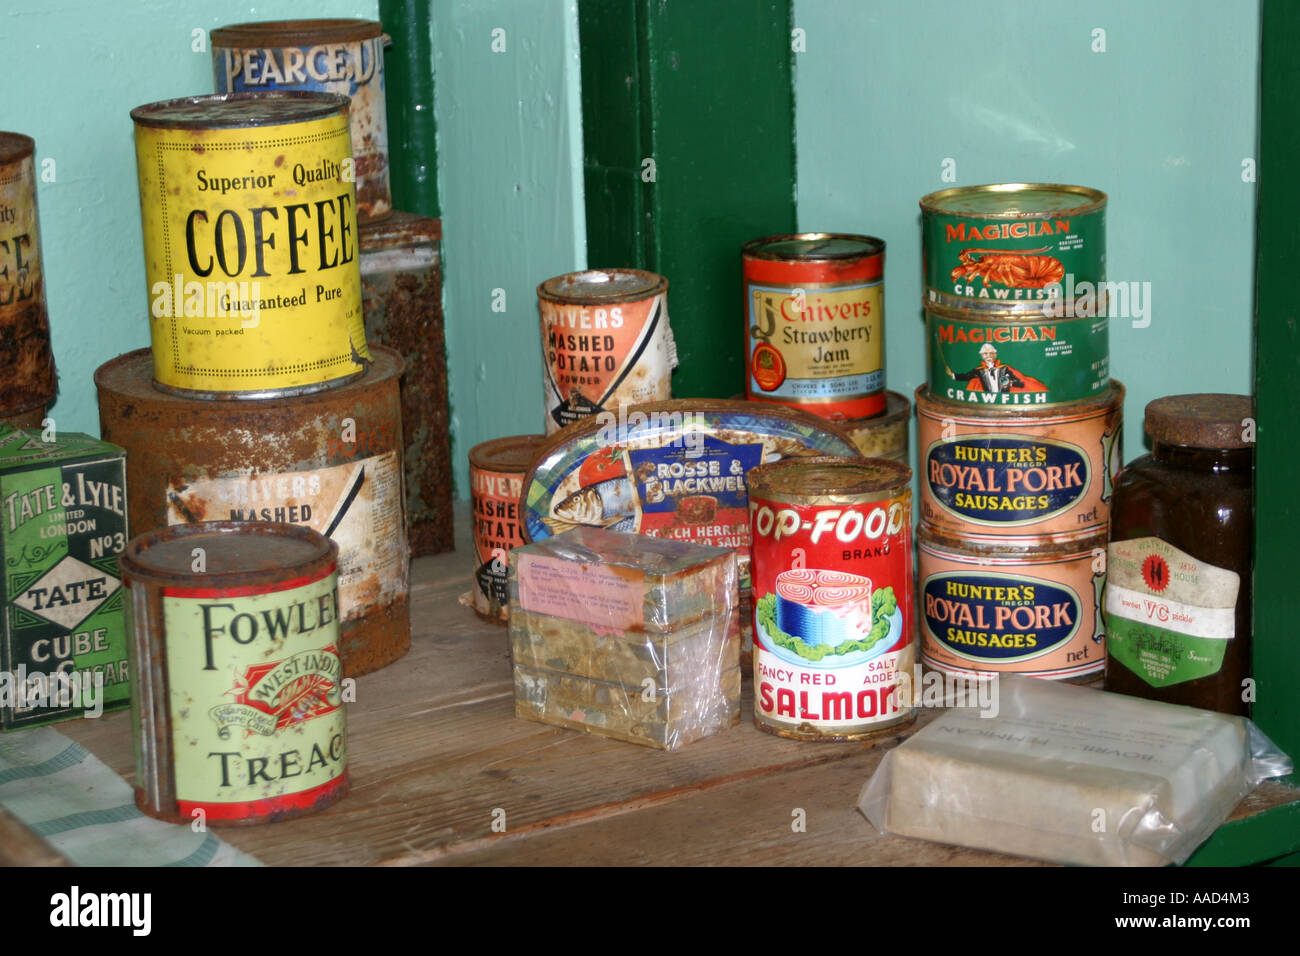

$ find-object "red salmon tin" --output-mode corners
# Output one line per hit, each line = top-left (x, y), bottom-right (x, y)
(747, 456), (915, 740)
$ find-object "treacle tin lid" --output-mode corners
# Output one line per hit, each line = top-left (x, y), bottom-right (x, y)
(130, 91), (350, 129)
(748, 455), (911, 505)
(121, 521), (337, 588)
(537, 268), (667, 304)
(920, 183), (1107, 217)
(742, 233), (885, 260)
(0, 132), (35, 165)
(211, 18), (384, 46)
(1145, 394), (1255, 450)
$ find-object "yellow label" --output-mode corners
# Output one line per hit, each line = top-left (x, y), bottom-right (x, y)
(0, 153), (40, 309)
(134, 113), (370, 394)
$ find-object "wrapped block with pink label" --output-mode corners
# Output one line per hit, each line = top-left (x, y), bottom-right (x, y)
(508, 526), (741, 750)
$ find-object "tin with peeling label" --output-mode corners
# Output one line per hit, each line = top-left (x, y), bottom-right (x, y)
(748, 457), (915, 741)
(467, 434), (546, 623)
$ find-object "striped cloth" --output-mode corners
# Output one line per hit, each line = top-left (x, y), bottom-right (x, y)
(0, 727), (260, 866)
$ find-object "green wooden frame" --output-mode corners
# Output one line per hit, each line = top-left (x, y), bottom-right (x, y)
(378, 0), (440, 217)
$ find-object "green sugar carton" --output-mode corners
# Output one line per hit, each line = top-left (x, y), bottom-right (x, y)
(0, 425), (130, 730)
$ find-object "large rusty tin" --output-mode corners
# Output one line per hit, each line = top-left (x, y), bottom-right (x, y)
(0, 132), (57, 418)
(96, 345), (409, 677)
(359, 211), (451, 555)
(122, 521), (347, 825)
(538, 269), (676, 434)
(748, 457), (916, 741)
(131, 92), (369, 399)
(467, 434), (547, 623)
(211, 19), (392, 223)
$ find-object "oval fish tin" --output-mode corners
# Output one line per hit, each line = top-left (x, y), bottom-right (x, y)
(748, 457), (916, 740)
(0, 132), (57, 418)
(743, 233), (886, 420)
(538, 269), (676, 434)
(920, 183), (1107, 315)
(926, 303), (1109, 407)
(95, 346), (409, 677)
(918, 523), (1107, 683)
(916, 381), (1124, 543)
(211, 19), (391, 223)
(131, 92), (369, 398)
(122, 521), (347, 825)
(467, 434), (547, 623)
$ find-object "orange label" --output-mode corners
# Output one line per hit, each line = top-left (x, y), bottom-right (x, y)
(470, 465), (527, 617)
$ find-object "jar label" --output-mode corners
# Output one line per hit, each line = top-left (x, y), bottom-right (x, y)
(1104, 537), (1239, 687)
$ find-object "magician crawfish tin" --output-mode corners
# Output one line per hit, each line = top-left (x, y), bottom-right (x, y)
(926, 302), (1109, 407)
(538, 269), (676, 434)
(211, 18), (392, 223)
(748, 456), (916, 741)
(918, 523), (1107, 683)
(122, 521), (347, 825)
(131, 92), (370, 399)
(920, 183), (1107, 315)
(916, 381), (1124, 543)
(467, 434), (547, 623)
(743, 233), (886, 420)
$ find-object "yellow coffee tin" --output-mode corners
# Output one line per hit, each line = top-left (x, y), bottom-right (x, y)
(132, 92), (370, 399)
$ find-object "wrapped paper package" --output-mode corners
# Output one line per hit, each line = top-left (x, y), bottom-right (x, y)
(508, 526), (741, 750)
(857, 676), (1292, 866)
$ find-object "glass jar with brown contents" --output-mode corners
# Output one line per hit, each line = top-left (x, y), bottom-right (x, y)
(1104, 394), (1254, 715)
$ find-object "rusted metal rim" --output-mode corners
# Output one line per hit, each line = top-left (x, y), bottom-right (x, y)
(0, 132), (34, 164)
(537, 268), (667, 304)
(121, 520), (337, 591)
(212, 18), (384, 47)
(130, 91), (350, 129)
(920, 182), (1108, 217)
(742, 232), (885, 260)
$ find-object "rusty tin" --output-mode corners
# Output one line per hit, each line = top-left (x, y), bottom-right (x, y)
(748, 457), (916, 741)
(359, 211), (451, 555)
(123, 521), (347, 825)
(843, 390), (909, 463)
(211, 19), (392, 223)
(96, 345), (409, 676)
(0, 132), (57, 418)
(468, 435), (547, 623)
(918, 522), (1107, 683)
(538, 269), (676, 434)
(132, 92), (369, 399)
(916, 381), (1124, 543)
(743, 233), (886, 420)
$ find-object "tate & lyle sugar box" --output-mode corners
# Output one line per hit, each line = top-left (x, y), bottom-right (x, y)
(0, 426), (130, 730)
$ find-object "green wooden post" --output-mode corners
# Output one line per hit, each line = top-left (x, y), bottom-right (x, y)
(379, 0), (440, 217)
(579, 0), (796, 398)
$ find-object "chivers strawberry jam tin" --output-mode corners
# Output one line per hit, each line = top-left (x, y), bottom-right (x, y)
(748, 457), (916, 741)
(743, 233), (886, 420)
(122, 521), (348, 825)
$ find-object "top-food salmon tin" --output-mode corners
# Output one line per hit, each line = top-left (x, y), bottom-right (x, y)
(920, 184), (1107, 314)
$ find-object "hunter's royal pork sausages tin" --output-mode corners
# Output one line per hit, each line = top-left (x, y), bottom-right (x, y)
(918, 523), (1108, 683)
(211, 19), (392, 223)
(538, 269), (677, 434)
(748, 457), (916, 741)
(466, 435), (547, 623)
(916, 381), (1124, 543)
(131, 92), (369, 399)
(122, 521), (347, 825)
(743, 234), (886, 420)
(920, 184), (1107, 315)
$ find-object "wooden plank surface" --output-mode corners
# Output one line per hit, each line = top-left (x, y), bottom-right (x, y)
(52, 505), (1300, 867)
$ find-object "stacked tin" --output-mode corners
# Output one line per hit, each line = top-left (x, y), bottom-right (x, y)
(915, 184), (1121, 683)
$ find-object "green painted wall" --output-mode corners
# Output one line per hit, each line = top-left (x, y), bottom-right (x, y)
(792, 0), (1259, 465)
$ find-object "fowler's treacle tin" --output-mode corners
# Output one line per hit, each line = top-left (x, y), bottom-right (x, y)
(131, 92), (369, 398)
(926, 303), (1109, 407)
(538, 269), (676, 434)
(743, 233), (886, 420)
(212, 19), (392, 223)
(467, 434), (546, 623)
(918, 523), (1107, 682)
(748, 457), (915, 741)
(920, 183), (1107, 315)
(123, 521), (347, 825)
(916, 382), (1123, 543)
(95, 346), (409, 677)
(0, 132), (57, 417)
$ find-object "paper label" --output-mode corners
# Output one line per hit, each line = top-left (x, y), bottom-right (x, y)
(515, 553), (644, 632)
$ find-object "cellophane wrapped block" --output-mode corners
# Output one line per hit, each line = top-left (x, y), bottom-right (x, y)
(508, 526), (741, 750)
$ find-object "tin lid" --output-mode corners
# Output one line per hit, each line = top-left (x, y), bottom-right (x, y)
(920, 183), (1107, 218)
(742, 233), (885, 260)
(470, 435), (548, 474)
(130, 91), (350, 129)
(917, 520), (1109, 560)
(537, 269), (667, 304)
(121, 521), (336, 586)
(914, 379), (1125, 423)
(748, 455), (910, 504)
(211, 18), (383, 47)
(0, 132), (35, 165)
(1145, 394), (1254, 450)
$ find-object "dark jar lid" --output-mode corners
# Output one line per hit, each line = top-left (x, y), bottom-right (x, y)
(1145, 393), (1255, 450)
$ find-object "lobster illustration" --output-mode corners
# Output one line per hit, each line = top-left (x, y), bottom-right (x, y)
(950, 246), (1065, 289)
